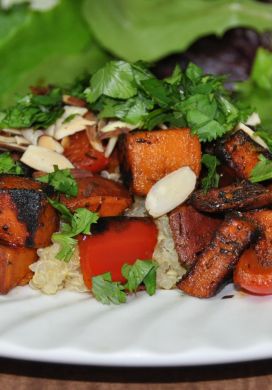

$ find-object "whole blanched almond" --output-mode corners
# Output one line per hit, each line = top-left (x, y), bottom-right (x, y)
(145, 166), (196, 218)
(21, 145), (74, 173)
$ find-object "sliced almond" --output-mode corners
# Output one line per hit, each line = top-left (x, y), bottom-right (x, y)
(100, 120), (138, 134)
(61, 136), (70, 149)
(21, 145), (74, 173)
(45, 105), (96, 140)
(104, 136), (118, 158)
(145, 166), (196, 218)
(14, 136), (31, 146)
(86, 125), (104, 153)
(38, 135), (64, 153)
(0, 135), (28, 152)
(1, 128), (22, 135)
(246, 112), (261, 127)
(236, 122), (269, 150)
(21, 129), (43, 145)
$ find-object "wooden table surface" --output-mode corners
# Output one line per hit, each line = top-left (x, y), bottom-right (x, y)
(1, 358), (272, 389)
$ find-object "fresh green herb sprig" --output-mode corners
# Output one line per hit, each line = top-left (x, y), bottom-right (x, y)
(85, 60), (249, 142)
(91, 273), (127, 305)
(0, 87), (64, 129)
(249, 154), (272, 183)
(92, 260), (157, 305)
(49, 199), (99, 262)
(201, 154), (221, 192)
(0, 152), (24, 175)
(37, 166), (78, 197)
(255, 128), (272, 152)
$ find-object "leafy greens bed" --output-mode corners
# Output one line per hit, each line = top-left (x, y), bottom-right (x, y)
(1, 0), (272, 109)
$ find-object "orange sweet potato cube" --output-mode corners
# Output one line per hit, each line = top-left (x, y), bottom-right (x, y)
(119, 128), (201, 196)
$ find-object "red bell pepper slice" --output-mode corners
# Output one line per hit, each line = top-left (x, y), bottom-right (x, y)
(78, 218), (158, 289)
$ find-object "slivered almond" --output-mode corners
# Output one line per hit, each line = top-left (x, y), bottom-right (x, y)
(145, 166), (196, 218)
(45, 106), (96, 140)
(38, 135), (64, 153)
(236, 122), (269, 150)
(104, 137), (118, 158)
(86, 125), (104, 152)
(246, 112), (261, 127)
(21, 145), (74, 173)
(21, 129), (43, 145)
(100, 120), (137, 134)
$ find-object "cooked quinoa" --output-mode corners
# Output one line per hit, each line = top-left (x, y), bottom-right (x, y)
(30, 199), (185, 295)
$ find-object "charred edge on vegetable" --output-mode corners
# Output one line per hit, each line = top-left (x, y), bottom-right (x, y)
(92, 217), (154, 235)
(190, 182), (272, 212)
(179, 215), (258, 297)
(215, 130), (272, 165)
(10, 189), (44, 247)
(117, 135), (132, 191)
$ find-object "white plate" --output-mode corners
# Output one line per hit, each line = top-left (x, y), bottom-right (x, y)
(0, 284), (272, 366)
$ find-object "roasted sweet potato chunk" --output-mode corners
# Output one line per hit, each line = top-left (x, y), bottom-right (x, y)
(0, 175), (59, 248)
(119, 128), (201, 196)
(0, 245), (37, 294)
(244, 209), (272, 266)
(60, 175), (132, 216)
(178, 215), (256, 298)
(215, 130), (271, 180)
(169, 204), (222, 268)
(190, 182), (272, 213)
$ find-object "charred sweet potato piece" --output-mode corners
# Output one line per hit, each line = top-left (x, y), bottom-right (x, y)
(0, 175), (59, 248)
(190, 182), (272, 213)
(169, 204), (222, 268)
(60, 175), (132, 216)
(215, 130), (271, 180)
(244, 209), (272, 266)
(178, 215), (256, 298)
(0, 245), (37, 294)
(118, 128), (201, 196)
(218, 165), (239, 187)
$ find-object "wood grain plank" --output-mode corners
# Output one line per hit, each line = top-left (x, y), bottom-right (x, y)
(0, 374), (272, 390)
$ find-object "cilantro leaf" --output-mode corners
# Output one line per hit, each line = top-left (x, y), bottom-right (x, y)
(122, 259), (157, 296)
(201, 154), (221, 192)
(86, 60), (247, 142)
(249, 154), (272, 183)
(52, 234), (77, 262)
(255, 128), (272, 152)
(70, 208), (99, 235)
(92, 273), (127, 305)
(86, 60), (137, 103)
(50, 202), (99, 262)
(47, 198), (73, 221)
(37, 166), (78, 197)
(0, 152), (24, 175)
(0, 88), (63, 129)
(164, 64), (182, 85)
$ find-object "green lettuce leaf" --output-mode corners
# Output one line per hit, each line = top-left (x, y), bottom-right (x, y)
(0, 0), (110, 106)
(83, 0), (272, 62)
(236, 48), (272, 128)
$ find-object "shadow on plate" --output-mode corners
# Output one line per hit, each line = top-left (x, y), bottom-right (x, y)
(0, 357), (271, 383)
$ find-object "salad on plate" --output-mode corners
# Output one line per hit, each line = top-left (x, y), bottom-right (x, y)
(0, 55), (272, 304)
